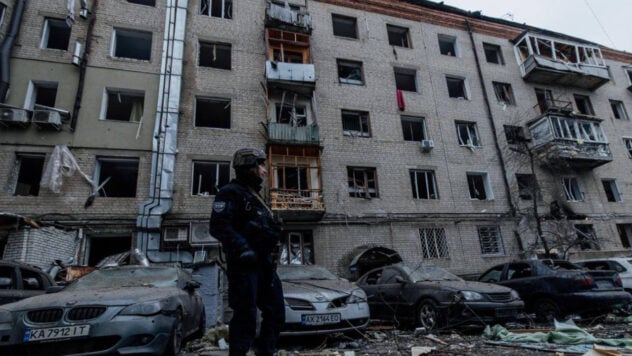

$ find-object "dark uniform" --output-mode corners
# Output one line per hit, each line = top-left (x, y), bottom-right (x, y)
(210, 149), (284, 356)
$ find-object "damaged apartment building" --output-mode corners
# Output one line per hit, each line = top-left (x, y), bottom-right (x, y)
(1, 0), (632, 279)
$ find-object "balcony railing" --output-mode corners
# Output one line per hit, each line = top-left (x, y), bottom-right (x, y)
(267, 122), (319, 145)
(270, 189), (324, 221)
(266, 60), (315, 85)
(266, 1), (312, 33)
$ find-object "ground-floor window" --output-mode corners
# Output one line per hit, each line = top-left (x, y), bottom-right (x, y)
(279, 231), (314, 265)
(419, 227), (449, 259)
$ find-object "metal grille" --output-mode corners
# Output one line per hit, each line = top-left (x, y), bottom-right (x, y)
(478, 226), (504, 255)
(27, 308), (64, 323)
(419, 228), (449, 259)
(68, 306), (106, 321)
(486, 292), (512, 302)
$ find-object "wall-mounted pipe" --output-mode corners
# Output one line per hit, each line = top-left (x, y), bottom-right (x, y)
(0, 0), (27, 103)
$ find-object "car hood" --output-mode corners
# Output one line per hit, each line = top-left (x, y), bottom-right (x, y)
(282, 279), (356, 301)
(418, 280), (513, 293)
(0, 287), (181, 311)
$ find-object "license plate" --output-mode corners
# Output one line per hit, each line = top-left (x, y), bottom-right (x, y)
(596, 280), (614, 289)
(301, 313), (341, 325)
(24, 325), (90, 342)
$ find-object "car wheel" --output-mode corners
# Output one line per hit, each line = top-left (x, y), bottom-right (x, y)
(533, 298), (560, 323)
(164, 310), (184, 356)
(191, 307), (206, 340)
(417, 299), (440, 331)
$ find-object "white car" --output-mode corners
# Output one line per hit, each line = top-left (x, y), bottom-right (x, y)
(277, 264), (370, 336)
(574, 257), (632, 291)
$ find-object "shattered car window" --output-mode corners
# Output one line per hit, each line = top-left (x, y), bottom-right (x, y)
(542, 260), (581, 270)
(404, 265), (462, 282)
(64, 267), (178, 290)
(277, 265), (337, 281)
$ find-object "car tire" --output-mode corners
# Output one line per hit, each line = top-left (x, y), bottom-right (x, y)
(533, 297), (560, 323)
(164, 310), (184, 356)
(417, 299), (440, 331)
(191, 307), (206, 340)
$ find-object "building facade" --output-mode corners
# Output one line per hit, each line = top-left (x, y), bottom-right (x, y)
(1, 0), (632, 276)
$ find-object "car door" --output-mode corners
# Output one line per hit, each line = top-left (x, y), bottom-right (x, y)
(375, 267), (408, 318)
(359, 268), (392, 320)
(0, 265), (18, 305)
(499, 263), (535, 302)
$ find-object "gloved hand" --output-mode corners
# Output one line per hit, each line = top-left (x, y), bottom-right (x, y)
(238, 249), (257, 266)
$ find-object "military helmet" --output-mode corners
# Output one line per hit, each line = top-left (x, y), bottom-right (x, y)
(232, 148), (266, 169)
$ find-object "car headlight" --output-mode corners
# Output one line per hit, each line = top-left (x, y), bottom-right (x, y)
(0, 309), (12, 324)
(510, 290), (520, 300)
(119, 301), (163, 316)
(346, 289), (367, 304)
(459, 291), (484, 301)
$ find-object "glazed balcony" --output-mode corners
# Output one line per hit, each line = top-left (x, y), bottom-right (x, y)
(528, 114), (612, 170)
(265, 61), (315, 93)
(514, 33), (609, 91)
(267, 122), (319, 145)
(265, 1), (312, 34)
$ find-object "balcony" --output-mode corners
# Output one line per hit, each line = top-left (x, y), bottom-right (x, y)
(528, 114), (612, 170)
(514, 33), (609, 91)
(265, 1), (312, 34)
(271, 189), (324, 221)
(267, 122), (319, 145)
(265, 60), (315, 93)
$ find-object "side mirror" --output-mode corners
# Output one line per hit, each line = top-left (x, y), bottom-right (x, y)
(46, 285), (65, 293)
(185, 280), (201, 291)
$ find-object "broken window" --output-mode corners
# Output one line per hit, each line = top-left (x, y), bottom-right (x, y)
(401, 115), (426, 141)
(550, 117), (605, 143)
(410, 169), (438, 200)
(112, 28), (152, 61)
(192, 161), (230, 196)
(419, 227), (449, 259)
(275, 103), (306, 126)
(575, 224), (597, 250)
(200, 0), (232, 19)
(347, 166), (378, 198)
(332, 14), (357, 39)
(492, 82), (515, 105)
(610, 100), (628, 120)
(41, 18), (71, 50)
(504, 125), (526, 144)
(478, 226), (504, 255)
(195, 97), (230, 128)
(0, 266), (15, 289)
(446, 76), (468, 99)
(280, 231), (314, 265)
(438, 34), (457, 56)
(26, 81), (58, 110)
(573, 94), (595, 116)
(87, 235), (132, 266)
(562, 177), (583, 202)
(21, 269), (45, 290)
(394, 67), (417, 92)
(337, 59), (363, 85)
(467, 172), (492, 200)
(127, 0), (155, 5)
(602, 179), (621, 202)
(387, 24), (410, 48)
(535, 88), (555, 114)
(342, 109), (370, 137)
(11, 153), (45, 196)
(267, 29), (310, 63)
(276, 166), (308, 192)
(483, 43), (503, 64)
(516, 174), (535, 200)
(455, 121), (479, 147)
(624, 138), (632, 157)
(95, 157), (139, 197)
(103, 89), (144, 122)
(617, 224), (632, 248)
(199, 41), (231, 69)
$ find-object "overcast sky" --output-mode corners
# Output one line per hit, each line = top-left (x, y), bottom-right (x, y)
(433, 0), (632, 54)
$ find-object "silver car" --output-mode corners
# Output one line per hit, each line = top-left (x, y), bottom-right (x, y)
(278, 264), (370, 336)
(0, 265), (205, 355)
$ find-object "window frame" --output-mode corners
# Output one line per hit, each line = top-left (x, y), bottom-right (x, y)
(279, 231), (315, 265)
(562, 176), (583, 202)
(516, 173), (536, 200)
(94, 157), (140, 198)
(492, 82), (515, 105)
(40, 17), (71, 51)
(200, 0), (233, 19)
(332, 13), (358, 39)
(477, 225), (505, 255)
(11, 153), (45, 196)
(438, 34), (457, 56)
(419, 227), (449, 259)
(341, 109), (371, 137)
(337, 59), (364, 85)
(602, 179), (622, 202)
(347, 166), (378, 198)
(394, 67), (417, 92)
(610, 99), (629, 120)
(24, 80), (58, 110)
(573, 94), (595, 116)
(624, 137), (632, 158)
(195, 96), (231, 129)
(455, 121), (480, 147)
(483, 43), (504, 64)
(100, 88), (145, 122)
(191, 160), (230, 196)
(410, 169), (438, 200)
(199, 41), (231, 69)
(401, 115), (427, 141)
(386, 24), (411, 48)
(111, 28), (152, 61)
(466, 172), (493, 200)
(446, 76), (469, 99)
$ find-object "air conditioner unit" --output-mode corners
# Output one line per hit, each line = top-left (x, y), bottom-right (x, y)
(0, 107), (30, 128)
(419, 139), (435, 152)
(190, 222), (220, 246)
(163, 226), (188, 242)
(32, 110), (63, 130)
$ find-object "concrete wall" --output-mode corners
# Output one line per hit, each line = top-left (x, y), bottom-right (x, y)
(2, 226), (77, 270)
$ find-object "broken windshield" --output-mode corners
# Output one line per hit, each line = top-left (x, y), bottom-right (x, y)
(64, 267), (179, 290)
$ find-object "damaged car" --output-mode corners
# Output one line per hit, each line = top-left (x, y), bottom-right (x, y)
(357, 263), (524, 331)
(0, 265), (205, 355)
(0, 260), (55, 305)
(277, 264), (370, 336)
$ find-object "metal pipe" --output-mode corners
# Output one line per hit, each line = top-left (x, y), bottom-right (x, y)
(0, 0), (27, 103)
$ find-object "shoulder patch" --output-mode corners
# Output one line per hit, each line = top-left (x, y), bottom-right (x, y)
(213, 201), (226, 213)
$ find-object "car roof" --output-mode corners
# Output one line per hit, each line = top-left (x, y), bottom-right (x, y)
(0, 259), (46, 271)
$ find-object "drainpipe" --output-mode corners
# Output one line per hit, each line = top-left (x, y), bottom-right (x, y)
(465, 22), (518, 217)
(0, 0), (26, 103)
(136, 0), (190, 263)
(70, 0), (97, 132)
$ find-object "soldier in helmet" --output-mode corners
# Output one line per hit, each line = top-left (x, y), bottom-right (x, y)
(210, 148), (284, 356)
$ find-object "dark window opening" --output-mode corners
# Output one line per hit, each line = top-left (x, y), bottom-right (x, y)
(332, 14), (357, 39)
(127, 0), (155, 5)
(504, 125), (526, 144)
(87, 236), (131, 266)
(273, 48), (304, 63)
(602, 179), (621, 202)
(347, 166), (378, 198)
(574, 94), (595, 116)
(192, 161), (230, 196)
(337, 59), (363, 85)
(277, 166), (308, 190)
(342, 110), (370, 137)
(34, 84), (58, 108)
(394, 68), (416, 92)
(610, 100), (628, 120)
(467, 173), (488, 200)
(113, 28), (152, 60)
(195, 97), (231, 128)
(492, 82), (515, 105)
(483, 43), (504, 64)
(42, 18), (71, 50)
(280, 231), (314, 265)
(617, 224), (632, 248)
(275, 103), (306, 126)
(446, 76), (467, 98)
(456, 122), (479, 146)
(410, 170), (438, 199)
(401, 116), (426, 141)
(575, 224), (598, 250)
(105, 90), (144, 121)
(516, 174), (535, 200)
(387, 24), (410, 48)
(13, 154), (45, 196)
(438, 34), (456, 56)
(201, 0), (232, 19)
(199, 41), (231, 69)
(535, 88), (555, 114)
(97, 158), (139, 198)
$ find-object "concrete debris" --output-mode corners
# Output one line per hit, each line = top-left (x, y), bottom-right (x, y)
(411, 346), (435, 355)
